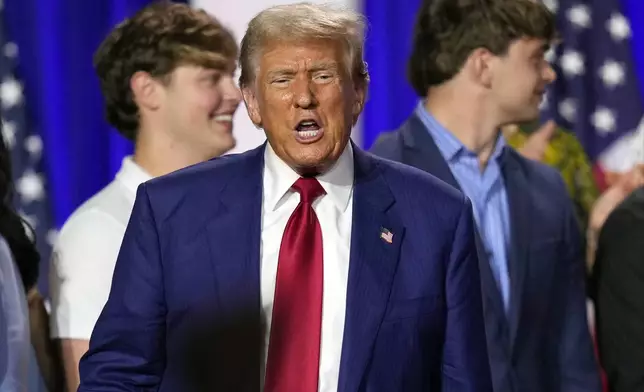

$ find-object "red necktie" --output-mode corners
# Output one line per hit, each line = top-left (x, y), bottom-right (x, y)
(264, 177), (325, 392)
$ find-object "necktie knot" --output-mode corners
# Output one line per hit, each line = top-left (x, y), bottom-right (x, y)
(292, 177), (325, 204)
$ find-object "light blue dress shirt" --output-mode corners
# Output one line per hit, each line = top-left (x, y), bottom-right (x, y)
(416, 103), (512, 312)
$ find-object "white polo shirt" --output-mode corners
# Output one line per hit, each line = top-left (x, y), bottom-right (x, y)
(49, 157), (151, 339)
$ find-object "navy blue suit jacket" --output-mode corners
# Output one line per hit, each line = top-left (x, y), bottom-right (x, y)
(370, 114), (602, 392)
(78, 143), (493, 391)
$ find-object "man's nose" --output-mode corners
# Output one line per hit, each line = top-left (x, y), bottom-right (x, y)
(544, 63), (557, 84)
(293, 79), (317, 108)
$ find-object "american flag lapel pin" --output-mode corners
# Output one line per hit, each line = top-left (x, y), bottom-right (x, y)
(380, 227), (393, 244)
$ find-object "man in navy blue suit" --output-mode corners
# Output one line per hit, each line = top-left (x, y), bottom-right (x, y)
(371, 0), (601, 391)
(78, 3), (492, 391)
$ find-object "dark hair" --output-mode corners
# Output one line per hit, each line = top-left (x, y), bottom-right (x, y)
(93, 1), (238, 141)
(408, 0), (557, 96)
(0, 129), (40, 292)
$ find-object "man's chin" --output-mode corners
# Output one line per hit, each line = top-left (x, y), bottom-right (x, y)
(511, 109), (541, 125)
(209, 137), (236, 158)
(289, 153), (335, 176)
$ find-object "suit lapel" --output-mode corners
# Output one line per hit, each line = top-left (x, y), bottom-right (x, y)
(205, 145), (264, 319)
(502, 150), (531, 352)
(399, 114), (506, 320)
(338, 146), (404, 392)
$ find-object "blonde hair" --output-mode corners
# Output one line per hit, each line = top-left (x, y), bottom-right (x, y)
(239, 2), (369, 89)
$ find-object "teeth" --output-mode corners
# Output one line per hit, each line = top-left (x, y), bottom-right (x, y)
(214, 114), (233, 122)
(298, 130), (320, 138)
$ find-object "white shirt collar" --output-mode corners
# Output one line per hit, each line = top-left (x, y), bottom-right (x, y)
(115, 156), (153, 195)
(263, 142), (354, 212)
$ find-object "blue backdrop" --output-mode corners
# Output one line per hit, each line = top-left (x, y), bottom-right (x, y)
(362, 0), (644, 149)
(5, 0), (187, 228)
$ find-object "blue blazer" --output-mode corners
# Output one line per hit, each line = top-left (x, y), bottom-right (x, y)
(370, 114), (602, 392)
(78, 143), (493, 392)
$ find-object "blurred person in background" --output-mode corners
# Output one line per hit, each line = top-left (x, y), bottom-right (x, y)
(584, 164), (644, 271)
(370, 0), (602, 390)
(48, 3), (242, 391)
(593, 178), (644, 392)
(77, 3), (493, 391)
(0, 131), (63, 392)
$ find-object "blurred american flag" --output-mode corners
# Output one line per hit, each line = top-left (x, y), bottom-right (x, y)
(1, 8), (55, 294)
(541, 0), (644, 187)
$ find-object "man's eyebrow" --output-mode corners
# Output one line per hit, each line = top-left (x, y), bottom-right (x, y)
(266, 68), (296, 79)
(308, 61), (338, 72)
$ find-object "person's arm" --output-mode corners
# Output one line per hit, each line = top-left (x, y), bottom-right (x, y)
(441, 197), (492, 391)
(557, 196), (602, 392)
(27, 288), (65, 392)
(595, 195), (644, 392)
(49, 210), (127, 392)
(58, 339), (87, 392)
(78, 184), (167, 391)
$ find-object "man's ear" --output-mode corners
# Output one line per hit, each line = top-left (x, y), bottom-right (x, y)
(242, 87), (263, 128)
(351, 81), (367, 125)
(468, 47), (496, 88)
(131, 71), (161, 110)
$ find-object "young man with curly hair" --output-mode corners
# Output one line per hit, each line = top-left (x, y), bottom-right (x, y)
(48, 3), (242, 390)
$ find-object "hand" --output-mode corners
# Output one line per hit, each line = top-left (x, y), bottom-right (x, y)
(589, 164), (644, 232)
(516, 120), (557, 162)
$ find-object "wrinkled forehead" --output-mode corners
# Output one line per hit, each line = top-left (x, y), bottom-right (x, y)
(257, 39), (349, 75)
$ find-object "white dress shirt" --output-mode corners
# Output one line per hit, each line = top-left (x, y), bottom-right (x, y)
(50, 157), (151, 339)
(260, 143), (354, 392)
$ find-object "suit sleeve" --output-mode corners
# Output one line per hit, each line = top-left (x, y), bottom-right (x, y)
(78, 184), (166, 391)
(557, 195), (602, 392)
(442, 196), (493, 391)
(595, 199), (644, 392)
